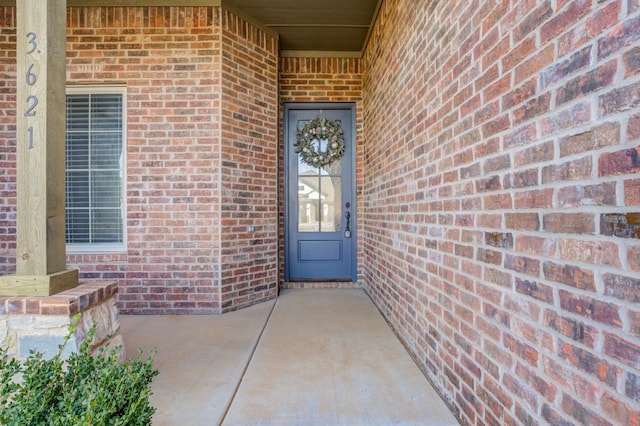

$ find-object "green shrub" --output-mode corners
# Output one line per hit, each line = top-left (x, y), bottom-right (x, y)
(0, 321), (158, 425)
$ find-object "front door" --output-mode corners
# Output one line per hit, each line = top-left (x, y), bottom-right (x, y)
(285, 103), (356, 281)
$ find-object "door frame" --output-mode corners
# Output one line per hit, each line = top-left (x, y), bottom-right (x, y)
(283, 102), (357, 282)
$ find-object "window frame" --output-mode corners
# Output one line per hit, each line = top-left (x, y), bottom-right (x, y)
(65, 85), (127, 254)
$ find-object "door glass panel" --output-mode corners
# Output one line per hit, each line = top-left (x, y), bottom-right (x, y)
(295, 117), (345, 233)
(298, 176), (320, 232)
(320, 177), (341, 232)
(321, 159), (342, 175)
(298, 156), (318, 175)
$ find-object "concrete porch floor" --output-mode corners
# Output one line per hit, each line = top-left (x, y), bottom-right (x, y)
(120, 289), (459, 425)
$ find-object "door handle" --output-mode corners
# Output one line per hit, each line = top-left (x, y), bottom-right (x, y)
(344, 211), (351, 238)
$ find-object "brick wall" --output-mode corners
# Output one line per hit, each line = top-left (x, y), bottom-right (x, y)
(0, 7), (16, 270)
(278, 57), (365, 285)
(0, 6), (279, 314)
(2, 2), (639, 421)
(363, 1), (640, 425)
(219, 10), (278, 311)
(69, 6), (221, 314)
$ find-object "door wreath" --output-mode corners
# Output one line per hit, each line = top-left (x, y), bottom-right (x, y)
(295, 117), (345, 167)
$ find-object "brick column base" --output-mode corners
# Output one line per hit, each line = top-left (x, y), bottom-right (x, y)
(0, 280), (123, 360)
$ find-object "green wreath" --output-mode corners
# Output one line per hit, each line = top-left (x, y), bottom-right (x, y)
(295, 117), (345, 167)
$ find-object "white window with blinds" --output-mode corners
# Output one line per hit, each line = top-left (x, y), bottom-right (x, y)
(65, 86), (126, 252)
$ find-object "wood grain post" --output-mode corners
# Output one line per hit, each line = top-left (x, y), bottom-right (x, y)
(0, 0), (78, 296)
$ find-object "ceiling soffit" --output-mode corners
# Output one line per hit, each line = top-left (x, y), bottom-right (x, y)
(224, 0), (381, 56)
(0, 0), (382, 57)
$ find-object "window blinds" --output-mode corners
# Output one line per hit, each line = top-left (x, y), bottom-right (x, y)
(65, 94), (124, 245)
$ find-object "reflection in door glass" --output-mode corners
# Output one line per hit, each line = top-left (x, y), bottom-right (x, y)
(298, 155), (318, 175)
(320, 177), (341, 231)
(321, 157), (342, 175)
(297, 175), (342, 232)
(298, 175), (320, 232)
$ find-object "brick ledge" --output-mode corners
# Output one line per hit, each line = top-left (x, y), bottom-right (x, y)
(0, 280), (118, 316)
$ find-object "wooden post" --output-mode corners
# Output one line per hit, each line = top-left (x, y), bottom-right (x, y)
(0, 0), (78, 296)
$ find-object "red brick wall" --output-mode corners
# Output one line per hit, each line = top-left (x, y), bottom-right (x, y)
(0, 7), (16, 270)
(363, 1), (640, 425)
(219, 10), (278, 311)
(0, 6), (278, 314)
(69, 6), (222, 314)
(278, 57), (365, 286)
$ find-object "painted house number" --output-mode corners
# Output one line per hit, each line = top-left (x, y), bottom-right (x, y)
(24, 31), (38, 149)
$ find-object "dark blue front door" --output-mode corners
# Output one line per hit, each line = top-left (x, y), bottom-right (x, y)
(285, 103), (356, 281)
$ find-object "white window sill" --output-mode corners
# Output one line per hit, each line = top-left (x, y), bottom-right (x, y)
(66, 244), (126, 254)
